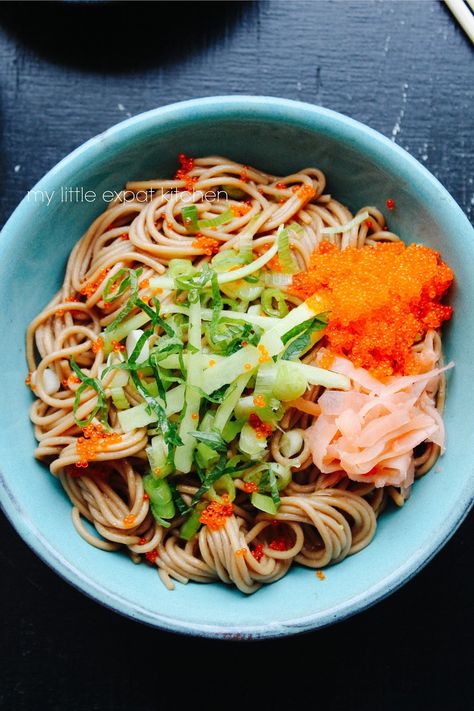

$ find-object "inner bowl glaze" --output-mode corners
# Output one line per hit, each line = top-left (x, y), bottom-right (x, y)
(0, 96), (472, 638)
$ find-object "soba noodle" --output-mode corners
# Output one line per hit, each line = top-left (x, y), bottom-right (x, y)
(25, 156), (450, 594)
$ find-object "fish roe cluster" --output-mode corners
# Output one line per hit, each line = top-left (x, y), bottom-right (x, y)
(249, 413), (273, 439)
(199, 494), (233, 531)
(289, 241), (454, 377)
(79, 268), (110, 298)
(174, 153), (196, 191)
(192, 236), (220, 255)
(75, 424), (122, 466)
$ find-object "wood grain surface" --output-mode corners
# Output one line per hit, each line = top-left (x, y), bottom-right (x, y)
(0, 2), (472, 710)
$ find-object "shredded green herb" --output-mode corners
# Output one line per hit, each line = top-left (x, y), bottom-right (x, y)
(70, 356), (108, 427)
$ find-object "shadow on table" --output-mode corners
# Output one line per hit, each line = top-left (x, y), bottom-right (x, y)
(0, 0), (258, 73)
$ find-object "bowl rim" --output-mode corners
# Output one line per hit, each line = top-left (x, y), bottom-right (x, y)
(1, 95), (473, 639)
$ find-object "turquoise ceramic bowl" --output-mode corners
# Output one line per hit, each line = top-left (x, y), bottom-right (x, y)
(0, 96), (472, 638)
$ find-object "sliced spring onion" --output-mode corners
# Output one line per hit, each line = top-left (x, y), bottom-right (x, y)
(244, 462), (291, 492)
(215, 239), (278, 284)
(168, 258), (196, 279)
(180, 502), (206, 540)
(238, 422), (268, 458)
(261, 288), (289, 318)
(272, 361), (308, 401)
(149, 238), (279, 291)
(213, 373), (252, 432)
(321, 210), (370, 235)
(208, 474), (236, 503)
(222, 418), (244, 442)
(250, 492), (277, 515)
(247, 304), (262, 315)
(146, 435), (173, 478)
(238, 235), (253, 263)
(220, 280), (263, 302)
(221, 184), (247, 200)
(181, 205), (199, 232)
(211, 250), (248, 273)
(143, 474), (175, 525)
(110, 386), (129, 410)
(201, 345), (260, 394)
(198, 208), (233, 230)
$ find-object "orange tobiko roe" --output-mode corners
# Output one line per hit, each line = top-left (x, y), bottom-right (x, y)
(192, 236), (220, 256)
(288, 241), (454, 377)
(199, 494), (233, 531)
(75, 424), (122, 467)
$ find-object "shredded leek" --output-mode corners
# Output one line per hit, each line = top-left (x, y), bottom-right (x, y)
(277, 224), (297, 273)
(117, 384), (184, 432)
(251, 492), (277, 515)
(259, 301), (316, 357)
(110, 386), (129, 410)
(213, 374), (252, 432)
(201, 345), (260, 394)
(208, 473), (236, 503)
(320, 211), (370, 235)
(175, 296), (202, 474)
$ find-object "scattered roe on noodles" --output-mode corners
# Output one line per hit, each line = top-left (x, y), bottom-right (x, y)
(289, 241), (453, 377)
(75, 424), (122, 467)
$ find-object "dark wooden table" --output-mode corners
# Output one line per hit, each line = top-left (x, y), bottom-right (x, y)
(0, 2), (472, 710)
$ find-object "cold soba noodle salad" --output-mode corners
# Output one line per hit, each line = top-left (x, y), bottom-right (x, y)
(26, 156), (454, 594)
